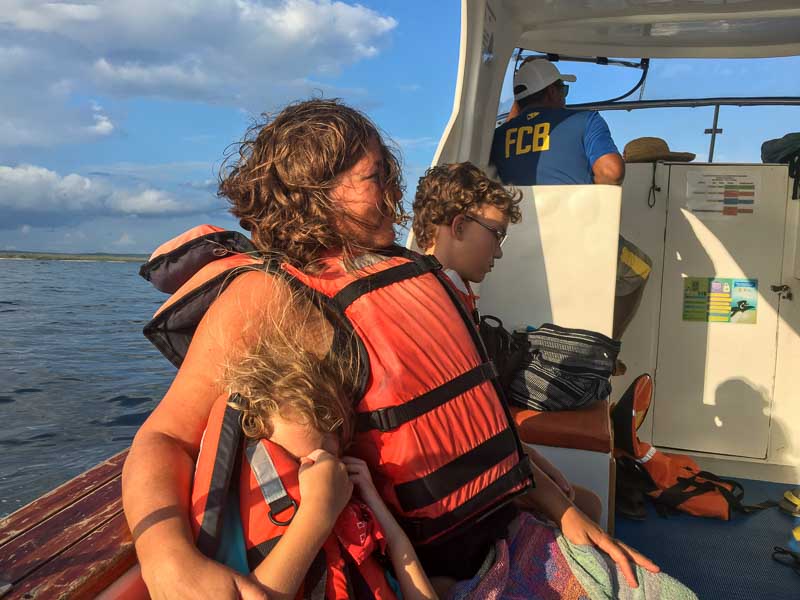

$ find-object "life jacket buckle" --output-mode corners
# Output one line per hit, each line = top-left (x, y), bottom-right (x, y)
(268, 497), (298, 526)
(371, 408), (394, 432)
(423, 254), (442, 271)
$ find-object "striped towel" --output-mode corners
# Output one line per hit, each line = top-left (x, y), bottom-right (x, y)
(446, 513), (697, 600)
(446, 513), (588, 600)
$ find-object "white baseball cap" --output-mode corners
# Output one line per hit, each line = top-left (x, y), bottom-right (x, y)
(513, 60), (576, 100)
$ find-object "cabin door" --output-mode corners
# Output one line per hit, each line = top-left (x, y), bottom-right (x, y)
(652, 164), (789, 458)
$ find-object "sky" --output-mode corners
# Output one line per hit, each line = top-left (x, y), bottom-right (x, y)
(1, 0), (799, 254)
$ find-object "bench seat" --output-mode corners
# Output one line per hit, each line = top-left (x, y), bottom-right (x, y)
(511, 398), (613, 454)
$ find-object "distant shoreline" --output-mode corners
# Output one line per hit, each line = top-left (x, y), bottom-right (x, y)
(0, 251), (147, 263)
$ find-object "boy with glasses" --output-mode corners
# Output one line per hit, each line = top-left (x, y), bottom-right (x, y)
(412, 162), (521, 317)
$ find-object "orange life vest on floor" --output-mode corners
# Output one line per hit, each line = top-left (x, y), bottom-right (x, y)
(191, 394), (397, 600)
(612, 374), (765, 520)
(142, 225), (534, 547)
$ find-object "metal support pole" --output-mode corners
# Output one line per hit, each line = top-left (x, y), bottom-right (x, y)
(706, 104), (722, 162)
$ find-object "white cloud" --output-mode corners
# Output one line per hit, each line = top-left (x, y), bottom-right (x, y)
(112, 232), (135, 247)
(0, 164), (222, 228)
(87, 102), (114, 136)
(88, 114), (114, 136)
(0, 0), (397, 146)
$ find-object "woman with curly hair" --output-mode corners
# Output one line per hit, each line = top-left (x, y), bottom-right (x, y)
(123, 99), (659, 599)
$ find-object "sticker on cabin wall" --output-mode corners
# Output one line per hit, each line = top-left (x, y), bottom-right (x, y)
(683, 277), (758, 323)
(686, 172), (761, 217)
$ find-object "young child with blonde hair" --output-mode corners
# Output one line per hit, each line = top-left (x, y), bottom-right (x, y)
(191, 295), (441, 600)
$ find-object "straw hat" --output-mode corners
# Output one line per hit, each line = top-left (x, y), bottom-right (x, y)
(623, 137), (696, 163)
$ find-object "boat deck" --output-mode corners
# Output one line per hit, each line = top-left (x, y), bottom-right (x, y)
(0, 451), (134, 599)
(616, 476), (800, 599)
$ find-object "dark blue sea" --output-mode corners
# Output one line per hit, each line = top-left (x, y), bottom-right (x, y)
(0, 259), (175, 517)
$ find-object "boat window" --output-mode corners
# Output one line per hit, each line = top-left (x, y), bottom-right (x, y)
(497, 55), (800, 163)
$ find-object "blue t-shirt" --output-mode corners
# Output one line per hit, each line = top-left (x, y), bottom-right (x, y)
(490, 108), (619, 185)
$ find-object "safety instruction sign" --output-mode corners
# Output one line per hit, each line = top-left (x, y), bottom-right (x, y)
(686, 172), (760, 217)
(683, 277), (758, 324)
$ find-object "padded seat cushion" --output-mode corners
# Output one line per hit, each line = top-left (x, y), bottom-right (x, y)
(511, 399), (612, 454)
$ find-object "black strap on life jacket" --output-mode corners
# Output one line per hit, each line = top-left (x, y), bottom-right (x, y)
(654, 471), (776, 518)
(430, 268), (533, 474)
(303, 549), (328, 600)
(394, 427), (519, 512)
(356, 362), (498, 432)
(195, 401), (244, 559)
(399, 459), (534, 543)
(246, 535), (282, 572)
(332, 252), (441, 312)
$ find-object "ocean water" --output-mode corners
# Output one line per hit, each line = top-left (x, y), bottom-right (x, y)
(0, 259), (176, 517)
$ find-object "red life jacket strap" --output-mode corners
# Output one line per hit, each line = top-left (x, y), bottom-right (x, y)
(400, 458), (533, 544)
(356, 362), (498, 432)
(394, 427), (519, 512)
(245, 441), (297, 526)
(196, 401), (243, 559)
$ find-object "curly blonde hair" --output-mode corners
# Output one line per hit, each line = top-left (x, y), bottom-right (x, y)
(224, 289), (360, 444)
(412, 162), (522, 251)
(219, 99), (407, 270)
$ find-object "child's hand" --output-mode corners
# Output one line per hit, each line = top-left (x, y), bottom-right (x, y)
(298, 449), (353, 529)
(342, 456), (383, 509)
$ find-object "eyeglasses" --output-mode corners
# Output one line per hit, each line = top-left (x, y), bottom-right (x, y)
(464, 214), (508, 247)
(558, 81), (570, 98)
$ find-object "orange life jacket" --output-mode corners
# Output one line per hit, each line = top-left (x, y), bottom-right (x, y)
(612, 374), (767, 520)
(142, 225), (534, 546)
(191, 394), (397, 599)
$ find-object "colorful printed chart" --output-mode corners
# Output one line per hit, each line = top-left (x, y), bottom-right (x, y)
(683, 277), (758, 324)
(686, 172), (760, 217)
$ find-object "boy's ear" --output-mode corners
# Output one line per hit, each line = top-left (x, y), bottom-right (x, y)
(451, 214), (466, 240)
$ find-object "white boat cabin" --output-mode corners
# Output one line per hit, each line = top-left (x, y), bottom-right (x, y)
(410, 0), (800, 526)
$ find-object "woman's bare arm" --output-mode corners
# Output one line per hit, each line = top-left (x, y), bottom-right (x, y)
(123, 271), (328, 598)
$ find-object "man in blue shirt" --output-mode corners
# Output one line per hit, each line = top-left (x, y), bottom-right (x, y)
(490, 59), (625, 186)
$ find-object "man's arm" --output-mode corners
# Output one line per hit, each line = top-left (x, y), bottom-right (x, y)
(592, 152), (625, 185)
(584, 111), (625, 185)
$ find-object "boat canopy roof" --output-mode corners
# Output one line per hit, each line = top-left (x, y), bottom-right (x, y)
(433, 1), (800, 167)
(506, 0), (800, 59)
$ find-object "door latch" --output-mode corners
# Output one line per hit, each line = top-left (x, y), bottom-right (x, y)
(770, 284), (793, 300)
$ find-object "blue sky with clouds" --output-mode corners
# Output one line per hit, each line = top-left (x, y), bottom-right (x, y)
(1, 1), (799, 254)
